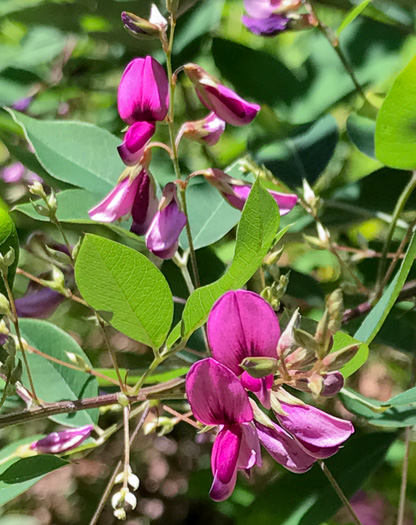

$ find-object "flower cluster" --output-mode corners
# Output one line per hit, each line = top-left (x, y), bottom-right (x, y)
(186, 290), (354, 501)
(88, 30), (298, 258)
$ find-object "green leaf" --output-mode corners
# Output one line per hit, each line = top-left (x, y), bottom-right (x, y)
(337, 0), (373, 34)
(0, 209), (19, 297)
(375, 55), (416, 169)
(387, 387), (416, 407)
(0, 437), (67, 506)
(354, 231), (416, 344)
(235, 432), (396, 525)
(346, 113), (377, 159)
(340, 388), (416, 427)
(168, 179), (280, 347)
(7, 110), (124, 195)
(75, 235), (173, 349)
(18, 318), (99, 427)
(0, 27), (66, 73)
(331, 332), (369, 378)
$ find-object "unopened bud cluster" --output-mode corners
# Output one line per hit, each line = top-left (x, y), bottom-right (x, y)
(112, 466), (140, 521)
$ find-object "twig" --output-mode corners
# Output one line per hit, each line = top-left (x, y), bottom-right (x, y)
(318, 460), (362, 525)
(163, 406), (200, 429)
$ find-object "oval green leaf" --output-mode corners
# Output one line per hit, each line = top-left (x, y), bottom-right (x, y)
(75, 235), (173, 349)
(18, 318), (99, 427)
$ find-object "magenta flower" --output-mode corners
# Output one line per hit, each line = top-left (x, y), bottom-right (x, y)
(242, 14), (291, 36)
(31, 425), (93, 454)
(184, 64), (260, 126)
(179, 112), (226, 146)
(321, 372), (344, 397)
(255, 421), (316, 473)
(117, 121), (155, 166)
(118, 56), (169, 125)
(130, 169), (159, 236)
(1, 162), (41, 184)
(145, 182), (186, 259)
(208, 290), (280, 408)
(186, 358), (261, 501)
(275, 401), (354, 459)
(242, 0), (306, 37)
(204, 169), (298, 216)
(244, 0), (290, 18)
(88, 175), (141, 223)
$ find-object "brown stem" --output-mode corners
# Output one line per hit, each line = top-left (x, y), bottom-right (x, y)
(163, 405), (199, 429)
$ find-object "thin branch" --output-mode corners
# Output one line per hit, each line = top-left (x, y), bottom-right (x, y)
(163, 406), (200, 429)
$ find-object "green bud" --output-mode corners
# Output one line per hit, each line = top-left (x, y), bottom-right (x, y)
(45, 245), (72, 265)
(314, 310), (331, 357)
(48, 266), (66, 294)
(3, 337), (16, 357)
(302, 234), (328, 250)
(10, 359), (22, 384)
(66, 352), (90, 371)
(166, 0), (179, 14)
(240, 356), (278, 379)
(46, 189), (57, 214)
(263, 246), (284, 266)
(327, 289), (343, 334)
(0, 293), (10, 316)
(322, 344), (359, 371)
(71, 237), (82, 261)
(29, 181), (46, 198)
(293, 328), (321, 355)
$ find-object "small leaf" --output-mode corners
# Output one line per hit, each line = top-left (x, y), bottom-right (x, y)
(346, 113), (377, 159)
(7, 110), (124, 195)
(0, 209), (19, 297)
(75, 235), (173, 349)
(354, 231), (416, 344)
(337, 0), (373, 34)
(0, 437), (67, 506)
(168, 179), (280, 347)
(375, 55), (416, 169)
(18, 319), (99, 427)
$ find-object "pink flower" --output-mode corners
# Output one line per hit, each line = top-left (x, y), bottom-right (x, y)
(118, 56), (169, 124)
(31, 425), (93, 454)
(242, 0), (306, 37)
(242, 13), (291, 36)
(208, 290), (281, 408)
(117, 121), (155, 166)
(145, 182), (186, 259)
(275, 400), (354, 459)
(88, 175), (141, 223)
(244, 0), (289, 18)
(1, 162), (41, 184)
(186, 358), (261, 501)
(179, 112), (226, 146)
(183, 64), (260, 126)
(130, 170), (159, 236)
(204, 169), (298, 215)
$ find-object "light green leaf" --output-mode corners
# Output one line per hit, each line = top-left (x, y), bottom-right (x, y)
(354, 231), (416, 344)
(168, 179), (281, 347)
(386, 387), (416, 407)
(331, 332), (369, 378)
(0, 436), (67, 506)
(7, 110), (124, 195)
(337, 0), (373, 34)
(18, 319), (99, 427)
(75, 235), (173, 349)
(375, 55), (416, 169)
(0, 209), (19, 297)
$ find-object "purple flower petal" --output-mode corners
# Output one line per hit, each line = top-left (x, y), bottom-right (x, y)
(118, 56), (169, 124)
(130, 170), (158, 236)
(276, 402), (354, 459)
(321, 372), (344, 397)
(255, 421), (316, 473)
(241, 373), (274, 409)
(238, 422), (262, 470)
(117, 121), (155, 166)
(269, 190), (298, 215)
(1, 163), (25, 183)
(186, 358), (253, 426)
(242, 14), (291, 36)
(210, 427), (240, 502)
(15, 286), (65, 319)
(181, 112), (226, 146)
(244, 0), (281, 18)
(31, 425), (93, 454)
(208, 290), (280, 376)
(88, 176), (140, 223)
(145, 183), (186, 259)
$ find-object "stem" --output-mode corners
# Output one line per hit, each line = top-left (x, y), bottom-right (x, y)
(318, 460), (362, 525)
(51, 218), (74, 264)
(2, 273), (38, 403)
(164, 14), (201, 289)
(131, 357), (162, 395)
(0, 377), (184, 429)
(96, 315), (126, 394)
(397, 355), (416, 525)
(330, 246), (369, 295)
(89, 403), (150, 525)
(173, 252), (194, 293)
(122, 405), (130, 490)
(162, 405), (199, 429)
(376, 171), (416, 296)
(304, 1), (367, 103)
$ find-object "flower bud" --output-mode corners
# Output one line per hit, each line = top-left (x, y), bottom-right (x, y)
(179, 112), (226, 146)
(30, 425), (93, 454)
(166, 0), (179, 13)
(327, 289), (343, 334)
(130, 170), (159, 236)
(0, 294), (11, 316)
(118, 56), (169, 124)
(183, 63), (260, 126)
(117, 121), (156, 166)
(29, 181), (46, 198)
(121, 5), (167, 39)
(293, 328), (320, 355)
(307, 373), (323, 396)
(322, 344), (359, 371)
(277, 309), (300, 357)
(240, 356), (278, 379)
(66, 352), (90, 371)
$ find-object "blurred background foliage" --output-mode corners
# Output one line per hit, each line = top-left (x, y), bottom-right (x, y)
(1, 0), (416, 523)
